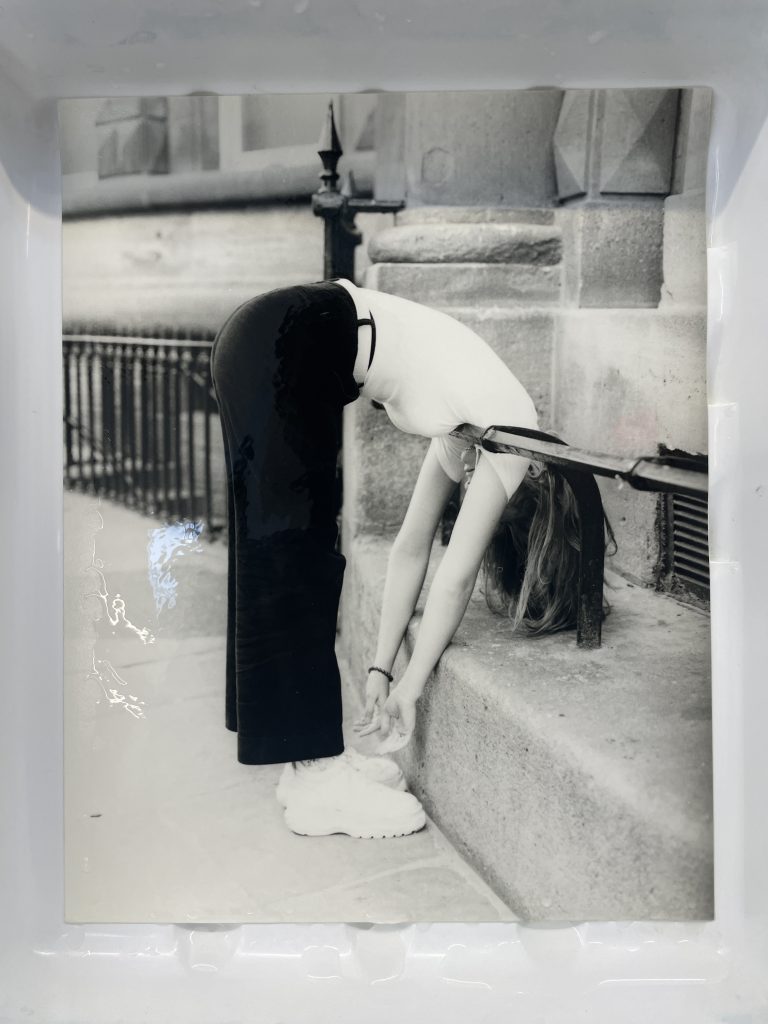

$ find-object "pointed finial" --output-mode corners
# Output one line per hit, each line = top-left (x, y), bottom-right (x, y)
(317, 100), (343, 193)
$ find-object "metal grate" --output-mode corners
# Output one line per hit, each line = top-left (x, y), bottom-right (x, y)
(665, 491), (710, 600)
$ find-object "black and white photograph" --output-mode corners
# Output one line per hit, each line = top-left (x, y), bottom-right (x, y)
(61, 86), (712, 924)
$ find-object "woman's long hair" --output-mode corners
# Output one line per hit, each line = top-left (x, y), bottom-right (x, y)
(481, 466), (617, 636)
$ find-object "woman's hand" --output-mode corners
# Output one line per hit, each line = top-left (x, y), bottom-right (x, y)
(356, 682), (418, 752)
(352, 671), (390, 733)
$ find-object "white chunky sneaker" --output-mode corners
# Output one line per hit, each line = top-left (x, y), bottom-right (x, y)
(275, 747), (406, 808)
(282, 756), (426, 839)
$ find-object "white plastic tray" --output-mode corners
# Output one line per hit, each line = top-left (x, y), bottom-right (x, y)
(1, 2), (767, 1020)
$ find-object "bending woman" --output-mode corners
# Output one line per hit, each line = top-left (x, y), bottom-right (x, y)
(209, 276), (613, 841)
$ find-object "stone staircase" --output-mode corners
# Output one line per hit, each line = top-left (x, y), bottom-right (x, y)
(340, 203), (712, 919)
(338, 532), (713, 922)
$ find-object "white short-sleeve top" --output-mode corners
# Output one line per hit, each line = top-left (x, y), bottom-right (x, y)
(335, 278), (540, 502)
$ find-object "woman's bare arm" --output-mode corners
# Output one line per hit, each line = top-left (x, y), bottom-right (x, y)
(368, 443), (459, 674)
(397, 452), (530, 700)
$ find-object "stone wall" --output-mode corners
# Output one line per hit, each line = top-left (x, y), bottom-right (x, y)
(63, 204), (325, 336)
(60, 87), (711, 585)
(339, 88), (712, 917)
(346, 87), (711, 585)
(63, 203), (394, 337)
(342, 204), (562, 545)
(552, 87), (710, 582)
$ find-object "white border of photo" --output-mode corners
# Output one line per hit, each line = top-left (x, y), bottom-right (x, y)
(1, 2), (766, 1020)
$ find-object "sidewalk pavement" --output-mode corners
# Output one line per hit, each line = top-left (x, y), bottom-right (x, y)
(63, 490), (516, 923)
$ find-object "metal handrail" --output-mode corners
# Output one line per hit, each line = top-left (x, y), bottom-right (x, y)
(454, 424), (708, 498)
(448, 423), (708, 649)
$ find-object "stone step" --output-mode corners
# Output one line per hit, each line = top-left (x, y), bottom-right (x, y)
(64, 490), (518, 924)
(394, 206), (557, 226)
(368, 222), (562, 265)
(338, 532), (713, 921)
(365, 261), (562, 306)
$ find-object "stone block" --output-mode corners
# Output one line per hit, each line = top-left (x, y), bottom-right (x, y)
(95, 98), (168, 124)
(553, 307), (707, 455)
(341, 397), (429, 541)
(672, 88), (713, 195)
(554, 89), (679, 202)
(368, 222), (561, 266)
(240, 93), (331, 151)
(599, 483), (662, 587)
(354, 211), (397, 281)
(660, 189), (707, 308)
(98, 115), (168, 179)
(402, 89), (564, 207)
(437, 306), (555, 427)
(599, 89), (678, 195)
(167, 95), (219, 173)
(339, 92), (378, 152)
(395, 206), (555, 226)
(373, 92), (407, 202)
(553, 90), (591, 200)
(339, 533), (713, 920)
(366, 262), (562, 307)
(96, 97), (169, 179)
(552, 307), (707, 581)
(558, 200), (665, 308)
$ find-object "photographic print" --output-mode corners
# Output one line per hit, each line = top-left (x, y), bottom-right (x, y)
(61, 86), (712, 923)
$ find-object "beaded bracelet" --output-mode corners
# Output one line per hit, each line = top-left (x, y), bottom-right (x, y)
(368, 665), (393, 683)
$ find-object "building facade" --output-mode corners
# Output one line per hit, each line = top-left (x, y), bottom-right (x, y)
(61, 86), (710, 587)
(61, 87), (713, 918)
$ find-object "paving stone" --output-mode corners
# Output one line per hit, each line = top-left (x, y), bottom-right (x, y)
(64, 491), (515, 924)
(340, 532), (713, 921)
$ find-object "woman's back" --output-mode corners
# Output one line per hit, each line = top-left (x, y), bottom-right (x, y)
(344, 280), (538, 433)
(338, 279), (540, 500)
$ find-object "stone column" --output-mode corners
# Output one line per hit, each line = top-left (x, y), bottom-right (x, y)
(375, 89), (563, 207)
(554, 88), (679, 308)
(402, 89), (562, 207)
(343, 90), (566, 543)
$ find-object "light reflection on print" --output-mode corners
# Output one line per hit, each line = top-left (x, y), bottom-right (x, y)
(146, 519), (204, 614)
(84, 500), (155, 719)
(86, 505), (157, 646)
(87, 650), (146, 719)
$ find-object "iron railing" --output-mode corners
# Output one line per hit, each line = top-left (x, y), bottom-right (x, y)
(63, 334), (224, 537)
(450, 423), (709, 650)
(61, 338), (709, 649)
(62, 103), (708, 653)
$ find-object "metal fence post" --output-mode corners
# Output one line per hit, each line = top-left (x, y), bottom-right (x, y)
(312, 101), (360, 281)
(312, 100), (406, 281)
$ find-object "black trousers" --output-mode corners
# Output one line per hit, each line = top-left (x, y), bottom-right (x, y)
(209, 280), (362, 764)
